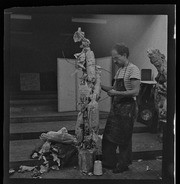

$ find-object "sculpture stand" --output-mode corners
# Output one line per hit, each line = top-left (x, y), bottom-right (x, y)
(78, 148), (97, 173)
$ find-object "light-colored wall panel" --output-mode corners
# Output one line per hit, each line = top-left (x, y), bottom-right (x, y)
(97, 57), (112, 112)
(57, 58), (76, 112)
(57, 57), (112, 112)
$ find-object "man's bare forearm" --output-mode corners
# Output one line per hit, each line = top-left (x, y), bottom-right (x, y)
(101, 85), (113, 92)
(112, 89), (139, 97)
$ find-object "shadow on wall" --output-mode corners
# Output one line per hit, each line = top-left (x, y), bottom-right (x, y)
(130, 15), (167, 80)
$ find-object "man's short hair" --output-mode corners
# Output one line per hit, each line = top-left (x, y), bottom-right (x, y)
(112, 43), (129, 58)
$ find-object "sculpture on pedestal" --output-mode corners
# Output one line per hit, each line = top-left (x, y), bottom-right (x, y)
(73, 27), (102, 173)
(147, 49), (167, 140)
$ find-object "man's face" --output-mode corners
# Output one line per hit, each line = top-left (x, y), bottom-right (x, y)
(111, 49), (126, 67)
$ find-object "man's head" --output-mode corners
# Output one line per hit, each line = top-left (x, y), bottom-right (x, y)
(111, 43), (129, 67)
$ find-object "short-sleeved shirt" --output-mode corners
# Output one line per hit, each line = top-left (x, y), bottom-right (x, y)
(114, 62), (141, 98)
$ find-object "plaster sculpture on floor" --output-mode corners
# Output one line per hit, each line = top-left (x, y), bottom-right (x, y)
(147, 49), (167, 140)
(73, 27), (102, 174)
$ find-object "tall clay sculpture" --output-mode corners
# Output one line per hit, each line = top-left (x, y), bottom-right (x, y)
(147, 49), (167, 140)
(147, 49), (167, 123)
(73, 27), (102, 174)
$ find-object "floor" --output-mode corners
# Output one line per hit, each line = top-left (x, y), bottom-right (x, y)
(9, 160), (162, 180)
(7, 104), (163, 180)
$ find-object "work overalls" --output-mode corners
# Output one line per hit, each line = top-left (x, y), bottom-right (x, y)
(102, 67), (136, 169)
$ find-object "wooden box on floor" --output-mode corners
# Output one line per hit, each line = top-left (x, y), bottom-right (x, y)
(78, 148), (96, 173)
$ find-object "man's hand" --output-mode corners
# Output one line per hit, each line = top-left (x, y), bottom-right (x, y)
(107, 89), (118, 97)
(106, 79), (140, 98)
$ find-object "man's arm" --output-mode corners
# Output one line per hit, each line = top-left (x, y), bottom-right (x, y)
(107, 79), (140, 97)
(101, 85), (113, 92)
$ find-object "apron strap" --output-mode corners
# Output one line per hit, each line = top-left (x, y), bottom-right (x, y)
(114, 62), (129, 90)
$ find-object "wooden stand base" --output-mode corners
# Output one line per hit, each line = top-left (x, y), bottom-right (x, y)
(78, 148), (96, 173)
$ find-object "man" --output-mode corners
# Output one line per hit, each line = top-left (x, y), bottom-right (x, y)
(101, 43), (140, 173)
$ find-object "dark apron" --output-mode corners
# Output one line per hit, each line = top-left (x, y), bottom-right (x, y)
(103, 78), (136, 146)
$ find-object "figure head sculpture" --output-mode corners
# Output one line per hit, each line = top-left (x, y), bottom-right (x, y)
(147, 49), (166, 73)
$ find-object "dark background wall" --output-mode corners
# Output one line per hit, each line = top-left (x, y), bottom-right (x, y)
(7, 7), (167, 94)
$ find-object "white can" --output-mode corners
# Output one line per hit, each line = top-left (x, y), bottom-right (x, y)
(93, 160), (103, 176)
